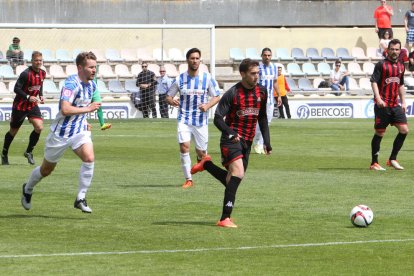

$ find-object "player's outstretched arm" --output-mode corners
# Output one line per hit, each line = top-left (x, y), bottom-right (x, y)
(61, 100), (101, 116)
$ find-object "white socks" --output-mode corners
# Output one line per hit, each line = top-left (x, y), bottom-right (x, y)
(180, 152), (192, 180)
(25, 166), (43, 194)
(77, 162), (94, 200)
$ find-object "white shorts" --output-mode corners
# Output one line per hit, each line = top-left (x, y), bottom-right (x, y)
(177, 122), (208, 151)
(266, 101), (274, 123)
(44, 131), (92, 163)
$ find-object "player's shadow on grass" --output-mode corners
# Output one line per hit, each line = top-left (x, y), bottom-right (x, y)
(153, 221), (214, 227)
(117, 184), (179, 188)
(0, 214), (87, 220)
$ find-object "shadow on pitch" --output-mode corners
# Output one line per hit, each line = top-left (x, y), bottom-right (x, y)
(0, 214), (87, 220)
(317, 168), (369, 171)
(153, 221), (214, 227)
(117, 184), (178, 188)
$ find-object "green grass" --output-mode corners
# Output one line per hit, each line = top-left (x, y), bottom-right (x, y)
(0, 118), (413, 275)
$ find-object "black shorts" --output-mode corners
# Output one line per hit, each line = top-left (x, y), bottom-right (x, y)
(10, 106), (43, 129)
(220, 138), (252, 171)
(374, 105), (407, 130)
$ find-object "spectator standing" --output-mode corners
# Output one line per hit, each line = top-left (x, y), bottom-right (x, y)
(374, 0), (394, 40)
(136, 63), (157, 118)
(404, 1), (414, 52)
(156, 66), (172, 118)
(6, 37), (24, 66)
(275, 66), (291, 119)
(330, 60), (350, 95)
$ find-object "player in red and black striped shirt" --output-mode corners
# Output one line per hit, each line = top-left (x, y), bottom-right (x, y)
(191, 59), (272, 228)
(1, 51), (46, 165)
(370, 38), (409, 171)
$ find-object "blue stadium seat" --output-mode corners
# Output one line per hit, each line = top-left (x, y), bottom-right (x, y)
(43, 79), (59, 97)
(291, 48), (309, 62)
(298, 78), (315, 91)
(245, 48), (261, 60)
(56, 49), (73, 63)
(229, 48), (245, 61)
(108, 80), (126, 93)
(0, 51), (8, 63)
(285, 77), (300, 92)
(302, 63), (320, 76)
(97, 79), (110, 93)
(125, 79), (139, 93)
(276, 48), (294, 62)
(287, 63), (305, 77)
(336, 48), (354, 61)
(23, 49), (33, 62)
(321, 47), (338, 61)
(72, 49), (84, 60)
(306, 48), (324, 61)
(0, 65), (17, 79)
(41, 49), (57, 63)
(317, 62), (331, 76)
(106, 49), (124, 62)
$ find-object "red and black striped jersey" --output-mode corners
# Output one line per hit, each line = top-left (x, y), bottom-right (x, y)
(370, 59), (405, 107)
(13, 66), (46, 111)
(214, 82), (268, 142)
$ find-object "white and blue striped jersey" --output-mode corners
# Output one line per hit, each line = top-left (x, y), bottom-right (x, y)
(50, 74), (96, 138)
(168, 71), (220, 126)
(259, 61), (278, 105)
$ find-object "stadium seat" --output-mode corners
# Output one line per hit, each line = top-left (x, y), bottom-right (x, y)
(274, 63), (287, 75)
(8, 80), (16, 92)
(148, 64), (161, 77)
(108, 80), (126, 93)
(15, 65), (28, 76)
(348, 77), (360, 90)
(49, 64), (67, 79)
(98, 64), (117, 78)
(229, 48), (245, 61)
(41, 49), (57, 63)
(23, 49), (33, 62)
(285, 77), (300, 92)
(0, 81), (10, 94)
(153, 48), (170, 61)
(359, 77), (372, 90)
(89, 49), (107, 62)
(336, 48), (354, 61)
(164, 63), (178, 77)
(106, 49), (124, 62)
(363, 62), (375, 75)
(332, 63), (347, 72)
(291, 48), (309, 62)
(65, 64), (77, 76)
(306, 48), (324, 61)
(168, 48), (185, 61)
(72, 49), (84, 60)
(55, 49), (73, 63)
(302, 62), (320, 76)
(366, 47), (383, 61)
(58, 79), (65, 91)
(120, 49), (139, 62)
(97, 79), (110, 93)
(131, 64), (142, 76)
(321, 47), (338, 61)
(347, 62), (365, 76)
(313, 77), (326, 89)
(287, 63), (305, 77)
(298, 78), (315, 91)
(115, 64), (133, 78)
(125, 79), (139, 93)
(43, 79), (59, 97)
(0, 65), (18, 79)
(215, 66), (234, 76)
(245, 48), (261, 60)
(276, 48), (294, 62)
(351, 47), (369, 61)
(137, 48), (154, 61)
(0, 51), (8, 63)
(317, 62), (331, 76)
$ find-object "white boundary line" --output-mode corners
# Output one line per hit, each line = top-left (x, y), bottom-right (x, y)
(1, 238), (413, 259)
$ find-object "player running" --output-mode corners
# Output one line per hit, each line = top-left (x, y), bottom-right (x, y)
(191, 58), (272, 228)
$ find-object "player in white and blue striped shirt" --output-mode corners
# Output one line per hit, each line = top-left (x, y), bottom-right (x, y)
(253, 48), (281, 154)
(167, 48), (220, 188)
(21, 52), (102, 214)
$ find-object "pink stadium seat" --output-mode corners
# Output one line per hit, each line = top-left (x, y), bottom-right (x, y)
(49, 64), (67, 79)
(164, 63), (178, 77)
(131, 64), (142, 76)
(65, 64), (77, 76)
(366, 47), (383, 61)
(137, 48), (154, 61)
(98, 64), (117, 78)
(115, 64), (133, 78)
(120, 49), (139, 62)
(15, 65), (28, 76)
(347, 62), (365, 76)
(89, 49), (106, 62)
(153, 48), (170, 61)
(8, 80), (16, 92)
(168, 48), (185, 61)
(363, 62), (375, 75)
(0, 82), (9, 94)
(351, 47), (369, 61)
(148, 64), (160, 77)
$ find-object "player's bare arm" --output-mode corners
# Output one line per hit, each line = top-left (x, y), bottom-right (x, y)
(61, 100), (101, 116)
(166, 95), (179, 107)
(371, 82), (385, 108)
(399, 85), (406, 112)
(273, 80), (282, 106)
(199, 95), (220, 112)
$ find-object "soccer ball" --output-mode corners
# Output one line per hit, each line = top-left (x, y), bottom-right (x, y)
(349, 205), (374, 227)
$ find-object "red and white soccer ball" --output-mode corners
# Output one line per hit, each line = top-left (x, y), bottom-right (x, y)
(350, 205), (374, 227)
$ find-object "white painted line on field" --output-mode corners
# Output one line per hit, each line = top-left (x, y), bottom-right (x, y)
(1, 238), (413, 259)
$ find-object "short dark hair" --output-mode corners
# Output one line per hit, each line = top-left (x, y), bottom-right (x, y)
(261, 47), (272, 55)
(388, 39), (401, 50)
(13, 37), (20, 43)
(239, 58), (259, 73)
(32, 51), (42, 59)
(76, 51), (97, 67)
(186, 48), (201, 59)
(335, 59), (341, 65)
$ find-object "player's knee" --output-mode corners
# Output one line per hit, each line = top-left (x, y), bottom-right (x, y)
(375, 129), (385, 137)
(34, 125), (43, 133)
(40, 166), (54, 177)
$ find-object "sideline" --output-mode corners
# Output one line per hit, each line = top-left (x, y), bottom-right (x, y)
(1, 238), (413, 259)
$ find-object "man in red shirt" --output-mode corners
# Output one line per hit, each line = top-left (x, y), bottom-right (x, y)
(374, 0), (394, 40)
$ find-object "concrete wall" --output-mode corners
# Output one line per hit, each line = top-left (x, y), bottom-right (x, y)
(0, 0), (412, 27)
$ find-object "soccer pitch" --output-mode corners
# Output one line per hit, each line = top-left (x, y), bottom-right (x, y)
(0, 118), (413, 275)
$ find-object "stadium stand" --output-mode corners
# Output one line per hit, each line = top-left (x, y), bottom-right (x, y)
(131, 64), (142, 76)
(97, 79), (110, 93)
(125, 79), (139, 93)
(286, 77), (300, 92)
(0, 81), (9, 94)
(41, 49), (57, 63)
(65, 64), (77, 76)
(313, 77), (325, 89)
(49, 64), (67, 79)
(89, 49), (107, 62)
(114, 64), (133, 78)
(306, 48), (324, 61)
(336, 48), (354, 61)
(321, 47), (338, 61)
(58, 79), (65, 91)
(274, 63), (287, 75)
(347, 62), (365, 76)
(72, 49), (83, 60)
(362, 62), (375, 75)
(108, 79), (126, 93)
(348, 77), (360, 92)
(168, 48), (186, 61)
(351, 47), (369, 61)
(0, 51), (8, 63)
(98, 64), (117, 78)
(275, 48), (294, 62)
(106, 49), (124, 62)
(148, 64), (161, 77)
(229, 48), (245, 61)
(287, 63), (305, 77)
(137, 48), (154, 61)
(15, 65), (28, 76)
(42, 79), (59, 98)
(215, 66), (234, 76)
(291, 48), (309, 62)
(317, 62), (331, 76)
(0, 65), (18, 79)
(359, 77), (372, 91)
(120, 49), (139, 62)
(245, 48), (261, 60)
(302, 62), (320, 77)
(23, 49), (33, 62)
(8, 80), (16, 92)
(153, 48), (169, 62)
(366, 47), (383, 61)
(164, 63), (179, 77)
(55, 49), (73, 63)
(298, 78), (315, 91)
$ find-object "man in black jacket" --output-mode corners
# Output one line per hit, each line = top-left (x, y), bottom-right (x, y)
(136, 63), (158, 118)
